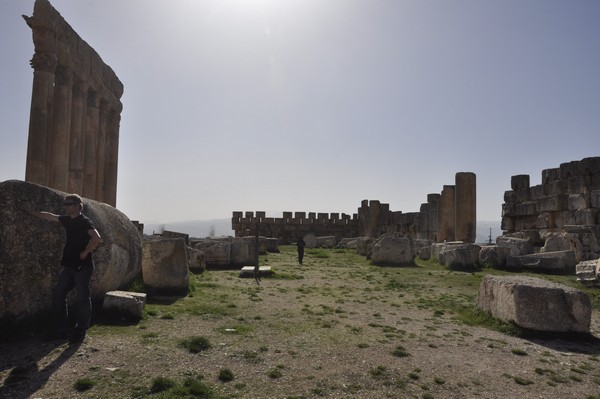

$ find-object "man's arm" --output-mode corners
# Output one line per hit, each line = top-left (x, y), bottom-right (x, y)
(80, 229), (103, 260)
(24, 204), (60, 222)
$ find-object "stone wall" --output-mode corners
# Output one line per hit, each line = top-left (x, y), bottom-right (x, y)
(232, 172), (476, 244)
(502, 157), (600, 259)
(23, 0), (123, 206)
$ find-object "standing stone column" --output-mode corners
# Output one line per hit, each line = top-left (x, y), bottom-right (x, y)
(455, 172), (477, 243)
(104, 108), (121, 207)
(25, 51), (57, 186)
(83, 90), (99, 199)
(95, 99), (109, 203)
(47, 64), (73, 191)
(68, 79), (88, 194)
(438, 185), (456, 242)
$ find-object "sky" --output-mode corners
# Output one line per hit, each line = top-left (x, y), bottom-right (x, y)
(1, 0), (599, 227)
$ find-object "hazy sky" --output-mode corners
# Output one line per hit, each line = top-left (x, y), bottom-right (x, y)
(1, 0), (599, 225)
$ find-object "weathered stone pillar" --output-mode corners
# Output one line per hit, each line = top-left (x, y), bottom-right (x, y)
(104, 107), (121, 206)
(47, 64), (73, 191)
(455, 172), (476, 243)
(25, 51), (57, 186)
(67, 79), (88, 194)
(438, 185), (456, 242)
(82, 90), (99, 199)
(95, 99), (109, 203)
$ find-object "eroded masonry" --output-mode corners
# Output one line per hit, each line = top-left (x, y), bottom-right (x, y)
(232, 172), (476, 244)
(23, 0), (123, 206)
(502, 156), (600, 260)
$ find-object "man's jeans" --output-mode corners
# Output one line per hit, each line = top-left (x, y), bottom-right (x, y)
(53, 264), (93, 334)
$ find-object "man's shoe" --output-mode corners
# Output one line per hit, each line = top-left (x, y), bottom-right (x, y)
(69, 331), (86, 344)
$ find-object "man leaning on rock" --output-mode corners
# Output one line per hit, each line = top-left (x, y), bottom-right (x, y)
(25, 194), (103, 344)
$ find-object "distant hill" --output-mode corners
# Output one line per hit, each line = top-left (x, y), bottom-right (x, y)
(143, 218), (502, 243)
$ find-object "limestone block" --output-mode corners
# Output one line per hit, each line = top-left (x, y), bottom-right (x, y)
(511, 175), (530, 191)
(413, 239), (433, 258)
(371, 236), (413, 266)
(192, 238), (231, 266)
(568, 176), (586, 193)
(506, 250), (577, 274)
(496, 236), (534, 256)
(591, 190), (600, 209)
(141, 238), (189, 296)
(477, 275), (591, 333)
(418, 246), (431, 260)
(542, 167), (560, 184)
(0, 180), (141, 323)
(536, 212), (552, 229)
(568, 194), (588, 211)
(575, 209), (597, 226)
(560, 160), (580, 180)
(537, 195), (569, 212)
(103, 290), (147, 321)
(338, 238), (357, 249)
(547, 179), (569, 196)
(303, 233), (317, 248)
(530, 184), (546, 200)
(501, 216), (514, 231)
(438, 244), (481, 268)
(514, 201), (537, 216)
(543, 232), (583, 263)
(478, 245), (511, 268)
(576, 260), (600, 287)
(187, 247), (206, 274)
(266, 238), (279, 253)
(503, 190), (516, 204)
(355, 237), (374, 256)
(579, 157), (600, 175)
(316, 236), (336, 248)
(230, 237), (256, 267)
(239, 266), (272, 278)
(562, 210), (577, 226)
(515, 189), (531, 202)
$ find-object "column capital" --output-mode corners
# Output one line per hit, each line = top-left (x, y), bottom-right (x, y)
(29, 51), (57, 73)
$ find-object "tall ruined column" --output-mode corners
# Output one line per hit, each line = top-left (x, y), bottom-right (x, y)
(82, 90), (99, 199)
(47, 64), (73, 191)
(104, 108), (121, 206)
(438, 185), (456, 242)
(455, 172), (476, 243)
(25, 52), (57, 185)
(94, 99), (109, 203)
(67, 79), (88, 194)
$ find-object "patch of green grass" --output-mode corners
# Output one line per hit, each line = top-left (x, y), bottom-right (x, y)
(511, 348), (528, 356)
(267, 366), (284, 379)
(514, 376), (534, 385)
(392, 345), (410, 357)
(178, 336), (211, 353)
(73, 377), (96, 392)
(218, 368), (234, 382)
(150, 376), (175, 393)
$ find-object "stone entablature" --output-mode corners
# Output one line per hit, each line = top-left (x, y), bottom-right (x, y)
(502, 157), (600, 259)
(23, 0), (123, 206)
(232, 172), (476, 244)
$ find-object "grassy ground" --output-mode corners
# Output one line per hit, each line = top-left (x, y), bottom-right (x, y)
(1, 246), (599, 399)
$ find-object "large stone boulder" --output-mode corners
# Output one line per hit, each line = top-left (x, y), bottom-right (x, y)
(478, 245), (511, 268)
(477, 275), (591, 333)
(542, 232), (583, 263)
(496, 236), (534, 256)
(576, 259), (600, 287)
(316, 236), (336, 248)
(141, 237), (189, 296)
(506, 250), (577, 274)
(371, 236), (413, 265)
(0, 180), (142, 323)
(191, 238), (231, 267)
(438, 243), (481, 268)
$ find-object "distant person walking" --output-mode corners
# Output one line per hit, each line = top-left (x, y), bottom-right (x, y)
(297, 237), (306, 265)
(26, 194), (103, 343)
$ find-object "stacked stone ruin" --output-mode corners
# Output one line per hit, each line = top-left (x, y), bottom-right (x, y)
(502, 157), (600, 261)
(232, 172), (476, 244)
(23, 0), (123, 206)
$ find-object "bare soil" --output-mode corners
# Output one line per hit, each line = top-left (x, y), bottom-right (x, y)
(1, 247), (600, 399)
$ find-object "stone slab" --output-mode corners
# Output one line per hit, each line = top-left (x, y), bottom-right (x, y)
(239, 266), (273, 278)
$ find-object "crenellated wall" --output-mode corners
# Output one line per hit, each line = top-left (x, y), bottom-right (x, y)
(233, 172), (476, 244)
(23, 0), (123, 206)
